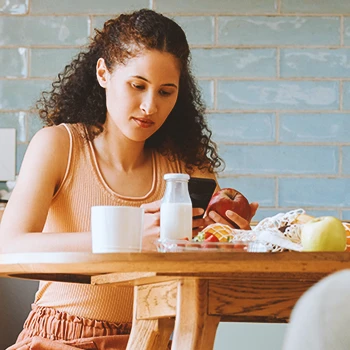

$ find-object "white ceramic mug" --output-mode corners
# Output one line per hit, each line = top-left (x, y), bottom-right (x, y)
(91, 206), (144, 253)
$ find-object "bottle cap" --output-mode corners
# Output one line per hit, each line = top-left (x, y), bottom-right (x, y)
(164, 173), (190, 181)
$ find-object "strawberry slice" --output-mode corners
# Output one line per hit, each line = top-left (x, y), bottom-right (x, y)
(204, 234), (219, 242)
(204, 232), (214, 239)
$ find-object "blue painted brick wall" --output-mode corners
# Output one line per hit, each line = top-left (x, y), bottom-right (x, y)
(1, 0), (349, 220)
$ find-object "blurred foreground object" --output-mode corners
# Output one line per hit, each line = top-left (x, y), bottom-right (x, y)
(283, 270), (350, 350)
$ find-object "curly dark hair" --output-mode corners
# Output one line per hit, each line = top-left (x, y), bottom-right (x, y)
(37, 8), (224, 173)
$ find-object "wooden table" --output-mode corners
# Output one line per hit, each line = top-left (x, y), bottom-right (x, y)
(1, 251), (350, 349)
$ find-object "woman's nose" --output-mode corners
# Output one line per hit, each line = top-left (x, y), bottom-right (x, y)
(140, 94), (158, 115)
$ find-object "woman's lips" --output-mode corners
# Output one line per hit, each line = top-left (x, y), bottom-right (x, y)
(132, 117), (154, 128)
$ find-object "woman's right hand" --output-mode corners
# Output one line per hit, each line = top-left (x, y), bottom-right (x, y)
(140, 200), (161, 250)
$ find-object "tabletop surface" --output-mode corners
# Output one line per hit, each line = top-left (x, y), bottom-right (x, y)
(1, 251), (350, 276)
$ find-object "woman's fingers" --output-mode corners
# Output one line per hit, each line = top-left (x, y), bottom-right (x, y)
(141, 200), (161, 213)
(225, 210), (251, 230)
(142, 200), (161, 240)
(208, 210), (232, 226)
(249, 202), (259, 221)
(192, 217), (205, 230)
(208, 210), (251, 230)
(151, 211), (161, 226)
(142, 232), (159, 251)
(142, 213), (160, 251)
(192, 226), (203, 237)
(192, 207), (205, 227)
(143, 211), (160, 227)
(143, 210), (160, 244)
(192, 207), (204, 218)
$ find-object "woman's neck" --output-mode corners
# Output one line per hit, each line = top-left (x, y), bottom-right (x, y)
(93, 125), (148, 173)
(90, 123), (154, 197)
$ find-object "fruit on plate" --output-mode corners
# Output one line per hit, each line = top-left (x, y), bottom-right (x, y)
(301, 216), (347, 252)
(194, 223), (234, 242)
(207, 188), (251, 228)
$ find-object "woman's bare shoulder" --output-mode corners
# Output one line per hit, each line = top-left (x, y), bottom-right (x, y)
(21, 124), (71, 180)
(0, 125), (72, 233)
(31, 124), (70, 146)
(27, 125), (71, 162)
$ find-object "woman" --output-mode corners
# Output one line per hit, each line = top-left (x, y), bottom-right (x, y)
(1, 9), (258, 349)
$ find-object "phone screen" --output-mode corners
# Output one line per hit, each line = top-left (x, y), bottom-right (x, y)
(188, 177), (217, 218)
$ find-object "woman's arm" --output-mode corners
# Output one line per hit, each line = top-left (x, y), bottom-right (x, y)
(0, 125), (91, 253)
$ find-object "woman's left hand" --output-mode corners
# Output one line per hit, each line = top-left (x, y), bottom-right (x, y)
(205, 202), (259, 230)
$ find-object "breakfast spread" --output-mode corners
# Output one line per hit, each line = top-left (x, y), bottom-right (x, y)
(157, 186), (350, 253)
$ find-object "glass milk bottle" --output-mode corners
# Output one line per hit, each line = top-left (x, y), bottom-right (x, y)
(160, 173), (192, 241)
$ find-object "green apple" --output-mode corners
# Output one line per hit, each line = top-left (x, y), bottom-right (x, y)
(301, 216), (347, 252)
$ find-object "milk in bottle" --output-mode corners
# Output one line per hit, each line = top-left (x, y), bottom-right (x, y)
(160, 173), (192, 240)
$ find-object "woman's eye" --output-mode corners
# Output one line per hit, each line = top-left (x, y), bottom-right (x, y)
(132, 83), (144, 90)
(159, 90), (171, 96)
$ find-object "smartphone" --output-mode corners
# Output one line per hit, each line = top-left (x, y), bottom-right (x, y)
(188, 177), (217, 218)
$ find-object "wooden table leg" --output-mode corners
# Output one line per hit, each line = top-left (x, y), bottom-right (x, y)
(126, 284), (175, 350)
(126, 317), (174, 350)
(171, 279), (220, 350)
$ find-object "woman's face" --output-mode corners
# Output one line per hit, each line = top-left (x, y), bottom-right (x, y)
(96, 50), (180, 143)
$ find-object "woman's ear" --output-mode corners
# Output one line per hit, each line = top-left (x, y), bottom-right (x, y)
(96, 58), (109, 88)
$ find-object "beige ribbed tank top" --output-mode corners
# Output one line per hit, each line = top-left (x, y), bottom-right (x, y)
(35, 123), (186, 323)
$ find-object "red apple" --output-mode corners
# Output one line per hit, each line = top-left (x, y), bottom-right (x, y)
(206, 188), (251, 228)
